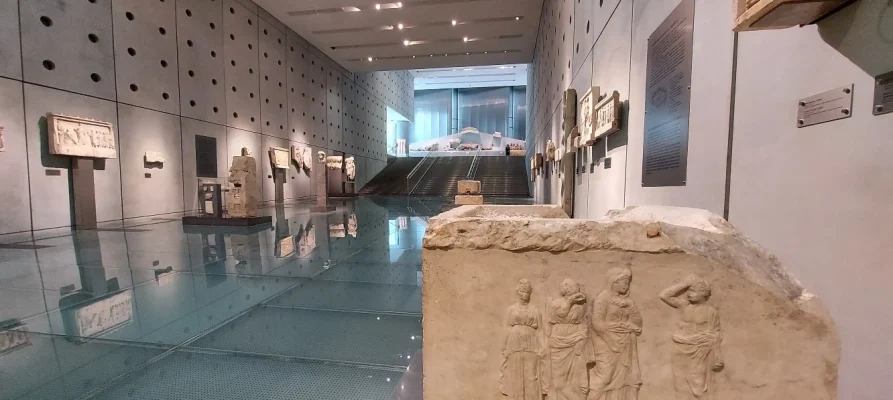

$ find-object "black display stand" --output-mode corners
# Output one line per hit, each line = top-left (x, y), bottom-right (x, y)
(182, 216), (272, 227)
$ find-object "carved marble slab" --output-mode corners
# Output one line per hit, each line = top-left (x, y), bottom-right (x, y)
(455, 195), (484, 205)
(326, 156), (343, 170)
(579, 86), (600, 146)
(422, 205), (839, 400)
(47, 113), (116, 159)
(269, 147), (290, 169)
(144, 151), (165, 164)
(345, 156), (356, 181)
(593, 90), (621, 139)
(291, 145), (304, 169)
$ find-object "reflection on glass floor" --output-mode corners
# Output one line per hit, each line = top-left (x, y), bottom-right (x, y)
(0, 196), (445, 400)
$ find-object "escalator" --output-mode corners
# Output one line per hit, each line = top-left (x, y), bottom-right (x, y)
(359, 157), (423, 195)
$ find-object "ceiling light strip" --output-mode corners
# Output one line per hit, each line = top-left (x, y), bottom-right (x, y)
(312, 16), (524, 35)
(333, 34), (522, 50)
(355, 49), (521, 62)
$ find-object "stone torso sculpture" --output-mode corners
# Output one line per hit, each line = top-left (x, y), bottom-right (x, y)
(660, 276), (724, 400)
(345, 157), (356, 181)
(501, 279), (545, 400)
(590, 268), (643, 400)
(548, 279), (592, 400)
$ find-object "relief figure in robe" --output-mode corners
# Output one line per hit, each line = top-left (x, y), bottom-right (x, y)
(590, 267), (642, 400)
(659, 276), (724, 400)
(500, 279), (545, 400)
(547, 278), (593, 400)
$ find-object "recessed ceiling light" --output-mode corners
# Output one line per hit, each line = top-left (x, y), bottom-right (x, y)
(463, 37), (468, 42)
(342, 6), (361, 12)
(368, 57), (373, 61)
(396, 1), (403, 7)
(451, 20), (457, 26)
(398, 23), (404, 29)
(412, 55), (416, 58)
(375, 3), (381, 10)
(466, 52), (469, 55)
(516, 16), (520, 20)
(404, 40), (410, 46)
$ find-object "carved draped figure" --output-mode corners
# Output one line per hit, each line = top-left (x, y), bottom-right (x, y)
(548, 298), (593, 400)
(672, 305), (722, 400)
(589, 291), (643, 400)
(500, 303), (545, 400)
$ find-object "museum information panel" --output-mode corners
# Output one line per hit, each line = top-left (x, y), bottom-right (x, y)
(642, 0), (694, 187)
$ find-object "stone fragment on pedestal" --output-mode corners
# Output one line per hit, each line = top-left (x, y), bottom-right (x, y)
(458, 180), (481, 195)
(422, 205), (839, 400)
(454, 195), (484, 205)
(226, 154), (258, 218)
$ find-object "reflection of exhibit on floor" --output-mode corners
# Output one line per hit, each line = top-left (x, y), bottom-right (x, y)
(422, 205), (839, 400)
(184, 147), (272, 227)
(312, 151), (337, 213)
(326, 153), (359, 198)
(58, 230), (133, 341)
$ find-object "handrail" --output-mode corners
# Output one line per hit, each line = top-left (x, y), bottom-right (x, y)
(406, 152), (432, 193)
(408, 157), (437, 195)
(466, 147), (482, 179)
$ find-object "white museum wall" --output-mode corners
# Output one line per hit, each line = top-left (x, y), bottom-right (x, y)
(0, 0), (414, 234)
(527, 0), (893, 397)
(730, 2), (893, 397)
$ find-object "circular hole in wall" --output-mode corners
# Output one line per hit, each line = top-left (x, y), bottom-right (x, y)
(248, 43), (252, 50)
(160, 60), (168, 67)
(249, 68), (253, 74)
(162, 92), (169, 100)
(230, 34), (235, 40)
(250, 93), (254, 98)
(211, 51), (217, 58)
(128, 48), (136, 56)
(188, 70), (195, 77)
(130, 84), (139, 92)
(250, 117), (255, 122)
(213, 107), (219, 113)
(91, 73), (101, 82)
(210, 22), (216, 30)
(187, 40), (194, 47)
(88, 33), (99, 43)
(248, 18), (252, 25)
(212, 78), (217, 85)
(43, 60), (55, 70)
(230, 7), (235, 14)
(185, 9), (192, 17)
(233, 112), (239, 118)
(190, 100), (196, 107)
(158, 27), (166, 35)
(40, 16), (53, 27)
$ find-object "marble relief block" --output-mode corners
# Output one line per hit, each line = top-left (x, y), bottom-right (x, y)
(46, 113), (116, 159)
(422, 205), (839, 400)
(269, 146), (289, 169)
(455, 195), (483, 205)
(345, 156), (356, 181)
(458, 180), (481, 195)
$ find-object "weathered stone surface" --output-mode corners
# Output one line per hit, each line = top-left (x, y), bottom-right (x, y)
(326, 155), (343, 170)
(345, 157), (356, 181)
(226, 155), (258, 218)
(269, 147), (289, 169)
(47, 113), (116, 159)
(455, 195), (484, 205)
(422, 205), (839, 400)
(458, 180), (482, 195)
(144, 151), (164, 164)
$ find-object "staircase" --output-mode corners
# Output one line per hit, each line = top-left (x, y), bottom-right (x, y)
(472, 157), (530, 197)
(410, 157), (474, 196)
(359, 157), (422, 195)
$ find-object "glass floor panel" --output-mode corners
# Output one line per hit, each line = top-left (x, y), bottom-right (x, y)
(0, 196), (528, 399)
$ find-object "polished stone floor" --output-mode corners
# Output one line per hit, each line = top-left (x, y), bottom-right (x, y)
(0, 196), (527, 400)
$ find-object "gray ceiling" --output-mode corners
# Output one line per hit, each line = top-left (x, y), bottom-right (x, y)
(254, 0), (545, 72)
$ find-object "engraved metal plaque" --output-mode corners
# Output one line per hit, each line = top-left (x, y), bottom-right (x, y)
(797, 85), (853, 127)
(195, 135), (217, 178)
(642, 0), (694, 187)
(873, 71), (893, 116)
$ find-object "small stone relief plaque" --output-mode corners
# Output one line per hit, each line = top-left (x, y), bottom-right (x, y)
(0, 126), (5, 152)
(269, 147), (290, 169)
(144, 151), (165, 164)
(642, 0), (694, 187)
(329, 223), (346, 238)
(797, 85), (853, 128)
(873, 71), (893, 116)
(326, 156), (343, 170)
(47, 113), (117, 159)
(0, 325), (31, 356)
(291, 145), (304, 169)
(302, 147), (313, 171)
(345, 157), (356, 181)
(593, 91), (622, 139)
(580, 86), (600, 146)
(660, 276), (724, 399)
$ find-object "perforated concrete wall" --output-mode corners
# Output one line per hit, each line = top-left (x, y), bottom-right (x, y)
(0, 0), (414, 233)
(527, 1), (893, 397)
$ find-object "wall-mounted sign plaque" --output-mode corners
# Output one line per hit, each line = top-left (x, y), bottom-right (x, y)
(642, 0), (694, 187)
(796, 85), (853, 128)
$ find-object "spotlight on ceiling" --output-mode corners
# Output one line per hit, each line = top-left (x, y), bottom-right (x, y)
(368, 57), (373, 62)
(398, 23), (404, 29)
(463, 37), (469, 42)
(375, 3), (381, 10)
(451, 20), (457, 26)
(396, 1), (403, 7)
(342, 6), (361, 12)
(404, 40), (410, 46)
(516, 16), (520, 20)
